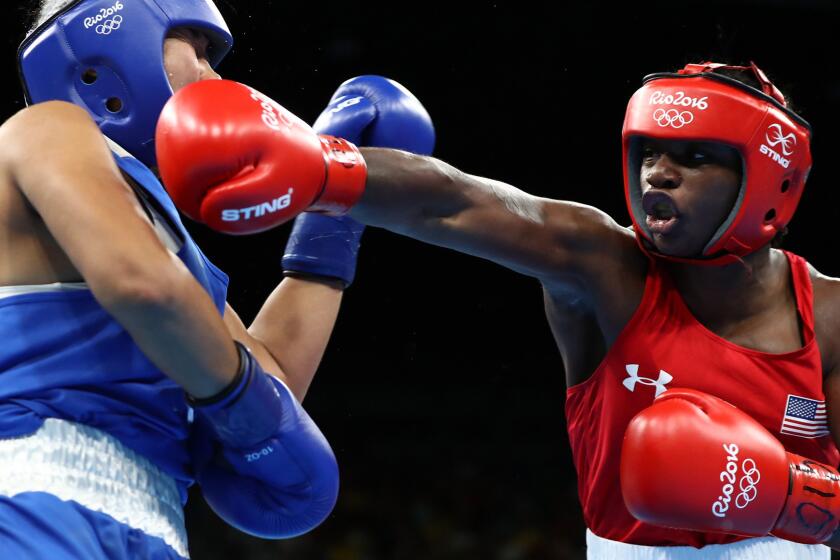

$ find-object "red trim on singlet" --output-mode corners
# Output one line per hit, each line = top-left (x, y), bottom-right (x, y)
(564, 250), (838, 548)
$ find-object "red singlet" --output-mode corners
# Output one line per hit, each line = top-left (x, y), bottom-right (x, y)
(565, 250), (839, 547)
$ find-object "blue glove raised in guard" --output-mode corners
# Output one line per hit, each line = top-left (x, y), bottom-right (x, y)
(190, 342), (339, 539)
(282, 75), (436, 287)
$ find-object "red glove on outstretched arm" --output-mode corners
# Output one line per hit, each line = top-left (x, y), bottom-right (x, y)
(155, 80), (367, 235)
(621, 388), (840, 544)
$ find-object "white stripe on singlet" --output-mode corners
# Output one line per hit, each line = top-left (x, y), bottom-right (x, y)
(0, 418), (189, 558)
(0, 282), (88, 300)
(104, 137), (184, 254)
(586, 529), (829, 560)
(105, 137), (132, 158)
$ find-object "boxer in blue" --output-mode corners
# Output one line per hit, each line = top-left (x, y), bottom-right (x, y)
(0, 0), (435, 557)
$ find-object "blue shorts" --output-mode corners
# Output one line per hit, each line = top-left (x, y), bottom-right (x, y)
(0, 419), (189, 559)
(0, 492), (185, 559)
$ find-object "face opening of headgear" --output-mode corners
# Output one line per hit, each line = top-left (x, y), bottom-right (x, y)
(18, 0), (233, 167)
(622, 61), (812, 266)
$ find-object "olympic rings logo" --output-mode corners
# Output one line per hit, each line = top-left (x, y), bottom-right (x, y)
(653, 108), (694, 129)
(734, 458), (760, 509)
(95, 15), (123, 35)
(712, 443), (761, 518)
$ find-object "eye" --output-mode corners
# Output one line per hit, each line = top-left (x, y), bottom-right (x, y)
(681, 144), (715, 166)
(172, 28), (211, 60)
(641, 146), (659, 164)
(194, 35), (211, 60)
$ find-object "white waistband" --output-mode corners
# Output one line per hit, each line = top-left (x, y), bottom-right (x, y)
(0, 418), (188, 558)
(586, 529), (829, 560)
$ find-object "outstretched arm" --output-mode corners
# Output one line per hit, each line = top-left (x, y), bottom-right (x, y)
(352, 148), (632, 289)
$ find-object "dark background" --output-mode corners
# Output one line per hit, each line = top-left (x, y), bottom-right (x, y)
(5, 1), (840, 558)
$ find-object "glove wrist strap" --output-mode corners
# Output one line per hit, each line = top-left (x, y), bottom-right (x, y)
(310, 135), (367, 213)
(190, 342), (286, 448)
(771, 452), (840, 544)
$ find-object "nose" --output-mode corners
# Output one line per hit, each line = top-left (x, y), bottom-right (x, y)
(644, 153), (682, 190)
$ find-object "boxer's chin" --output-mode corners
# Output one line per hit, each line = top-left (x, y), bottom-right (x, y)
(647, 228), (706, 259)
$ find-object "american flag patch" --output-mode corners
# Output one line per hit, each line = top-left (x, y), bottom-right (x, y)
(780, 395), (829, 438)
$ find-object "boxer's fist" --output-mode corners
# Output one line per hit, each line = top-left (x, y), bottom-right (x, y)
(155, 80), (366, 234)
(621, 388), (840, 544)
(313, 75), (435, 155)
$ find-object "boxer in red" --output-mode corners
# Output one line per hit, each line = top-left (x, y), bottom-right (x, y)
(156, 62), (840, 558)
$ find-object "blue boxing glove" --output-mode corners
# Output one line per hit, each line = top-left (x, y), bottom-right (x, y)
(311, 75), (435, 153)
(282, 76), (435, 287)
(190, 342), (339, 538)
(281, 213), (365, 287)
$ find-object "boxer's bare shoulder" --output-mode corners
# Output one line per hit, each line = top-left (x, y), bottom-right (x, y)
(539, 201), (646, 293)
(0, 102), (102, 285)
(541, 210), (648, 387)
(0, 100), (98, 149)
(0, 101), (139, 287)
(809, 264), (840, 448)
(809, 263), (840, 376)
(541, 204), (647, 317)
(0, 99), (110, 194)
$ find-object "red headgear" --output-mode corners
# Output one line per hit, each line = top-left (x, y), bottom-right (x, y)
(622, 62), (812, 264)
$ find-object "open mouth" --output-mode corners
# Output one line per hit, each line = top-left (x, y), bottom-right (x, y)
(642, 191), (680, 235)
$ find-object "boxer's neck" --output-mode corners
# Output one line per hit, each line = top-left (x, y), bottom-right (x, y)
(665, 246), (786, 324)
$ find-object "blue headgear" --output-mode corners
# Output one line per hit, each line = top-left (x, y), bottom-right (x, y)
(18, 0), (233, 166)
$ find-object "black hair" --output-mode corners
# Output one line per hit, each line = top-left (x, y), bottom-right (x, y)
(713, 64), (799, 115)
(27, 1), (75, 35)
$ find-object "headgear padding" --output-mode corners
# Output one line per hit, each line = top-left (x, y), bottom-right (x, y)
(622, 62), (811, 264)
(18, 0), (233, 167)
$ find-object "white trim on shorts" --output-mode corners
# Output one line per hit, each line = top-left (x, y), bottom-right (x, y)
(586, 528), (829, 560)
(0, 282), (88, 299)
(0, 418), (189, 558)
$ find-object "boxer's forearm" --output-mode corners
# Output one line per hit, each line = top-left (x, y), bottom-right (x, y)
(350, 147), (568, 279)
(103, 265), (239, 399)
(247, 277), (343, 401)
(351, 147), (474, 236)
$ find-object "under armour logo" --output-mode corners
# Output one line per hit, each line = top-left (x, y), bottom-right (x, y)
(623, 364), (672, 397)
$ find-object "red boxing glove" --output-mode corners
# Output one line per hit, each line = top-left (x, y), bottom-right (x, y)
(621, 388), (840, 544)
(155, 80), (366, 235)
